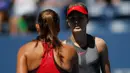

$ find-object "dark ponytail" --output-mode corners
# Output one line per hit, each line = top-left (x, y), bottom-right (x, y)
(35, 9), (63, 64)
(36, 9), (62, 49)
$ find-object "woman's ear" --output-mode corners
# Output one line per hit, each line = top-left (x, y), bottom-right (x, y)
(35, 24), (40, 32)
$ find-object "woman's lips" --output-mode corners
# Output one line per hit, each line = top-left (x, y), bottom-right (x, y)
(73, 27), (82, 32)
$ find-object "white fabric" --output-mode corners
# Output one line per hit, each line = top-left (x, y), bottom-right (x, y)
(14, 0), (37, 16)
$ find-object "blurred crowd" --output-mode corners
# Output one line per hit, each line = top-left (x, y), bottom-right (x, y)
(0, 0), (129, 36)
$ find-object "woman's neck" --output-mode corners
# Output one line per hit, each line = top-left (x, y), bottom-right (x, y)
(71, 32), (88, 48)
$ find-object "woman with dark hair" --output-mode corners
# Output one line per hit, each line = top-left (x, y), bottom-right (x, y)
(16, 9), (78, 73)
(64, 2), (111, 73)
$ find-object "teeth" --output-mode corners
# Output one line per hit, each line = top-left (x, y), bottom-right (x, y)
(75, 26), (80, 29)
(74, 28), (82, 32)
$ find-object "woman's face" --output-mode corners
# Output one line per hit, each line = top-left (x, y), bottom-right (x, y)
(67, 11), (88, 33)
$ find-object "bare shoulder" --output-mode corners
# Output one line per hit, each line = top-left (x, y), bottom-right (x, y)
(62, 43), (76, 53)
(17, 41), (40, 56)
(95, 37), (108, 53)
(62, 43), (77, 58)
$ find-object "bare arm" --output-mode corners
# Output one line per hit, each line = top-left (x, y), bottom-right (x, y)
(100, 44), (111, 73)
(16, 47), (28, 73)
(96, 38), (111, 73)
(71, 52), (79, 73)
(61, 44), (79, 73)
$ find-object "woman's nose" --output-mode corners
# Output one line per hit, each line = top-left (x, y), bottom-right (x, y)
(75, 21), (78, 26)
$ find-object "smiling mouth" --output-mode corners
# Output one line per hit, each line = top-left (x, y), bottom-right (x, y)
(73, 27), (82, 32)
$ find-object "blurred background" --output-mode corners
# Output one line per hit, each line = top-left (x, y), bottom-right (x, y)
(0, 0), (130, 73)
